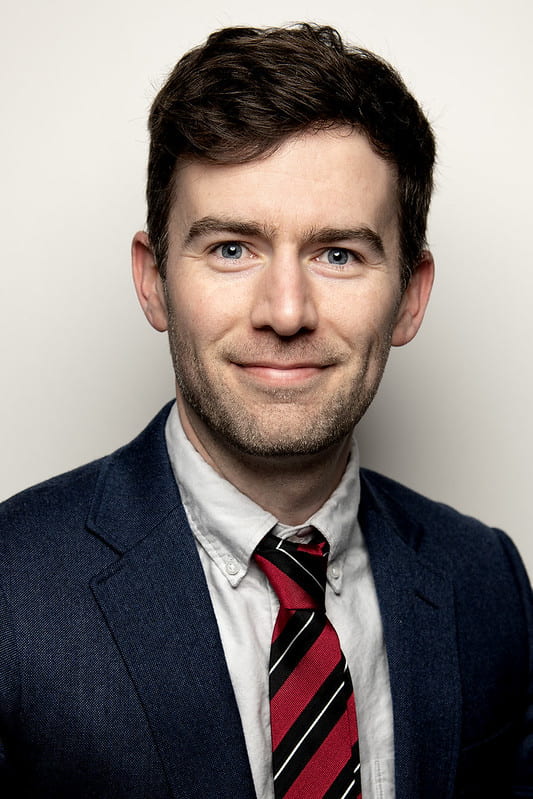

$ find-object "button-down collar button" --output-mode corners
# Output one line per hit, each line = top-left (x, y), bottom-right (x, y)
(225, 557), (240, 576)
(330, 564), (340, 580)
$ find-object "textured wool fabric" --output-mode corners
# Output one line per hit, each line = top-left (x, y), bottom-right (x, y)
(0, 403), (531, 797)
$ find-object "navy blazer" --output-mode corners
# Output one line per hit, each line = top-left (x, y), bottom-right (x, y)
(0, 403), (532, 798)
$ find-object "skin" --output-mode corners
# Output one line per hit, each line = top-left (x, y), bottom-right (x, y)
(132, 128), (434, 523)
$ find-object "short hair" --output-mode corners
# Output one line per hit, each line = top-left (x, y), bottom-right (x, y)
(147, 24), (435, 287)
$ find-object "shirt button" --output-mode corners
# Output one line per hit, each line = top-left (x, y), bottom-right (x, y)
(330, 565), (340, 580)
(225, 557), (240, 576)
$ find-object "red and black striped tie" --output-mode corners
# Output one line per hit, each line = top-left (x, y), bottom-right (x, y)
(254, 531), (362, 799)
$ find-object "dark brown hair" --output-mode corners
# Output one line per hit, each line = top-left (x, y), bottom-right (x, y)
(147, 24), (435, 286)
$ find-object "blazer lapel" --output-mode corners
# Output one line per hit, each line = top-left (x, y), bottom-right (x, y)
(360, 473), (462, 799)
(87, 405), (256, 799)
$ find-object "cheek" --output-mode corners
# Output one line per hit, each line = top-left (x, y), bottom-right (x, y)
(167, 280), (240, 350)
(331, 284), (400, 350)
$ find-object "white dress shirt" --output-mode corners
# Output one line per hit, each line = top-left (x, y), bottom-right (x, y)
(165, 402), (395, 799)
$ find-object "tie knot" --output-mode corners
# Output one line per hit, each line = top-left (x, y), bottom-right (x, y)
(254, 530), (329, 610)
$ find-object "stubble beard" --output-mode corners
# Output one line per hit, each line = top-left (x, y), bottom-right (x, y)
(165, 306), (394, 459)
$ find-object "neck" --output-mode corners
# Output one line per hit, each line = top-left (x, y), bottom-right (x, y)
(176, 396), (352, 525)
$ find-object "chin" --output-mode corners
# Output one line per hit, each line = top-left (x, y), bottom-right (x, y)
(205, 412), (357, 459)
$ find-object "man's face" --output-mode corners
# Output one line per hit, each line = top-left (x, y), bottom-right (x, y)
(135, 128), (432, 460)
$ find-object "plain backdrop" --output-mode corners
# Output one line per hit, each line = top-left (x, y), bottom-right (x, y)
(1, 0), (531, 573)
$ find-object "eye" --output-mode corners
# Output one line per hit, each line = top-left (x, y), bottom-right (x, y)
(317, 247), (355, 266)
(216, 242), (244, 259)
(207, 240), (258, 272)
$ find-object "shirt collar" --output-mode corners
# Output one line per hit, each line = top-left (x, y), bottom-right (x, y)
(165, 401), (361, 592)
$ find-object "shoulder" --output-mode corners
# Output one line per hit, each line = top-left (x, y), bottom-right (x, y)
(0, 401), (174, 546)
(0, 457), (104, 535)
(359, 467), (530, 593)
(0, 457), (119, 596)
(359, 467), (526, 574)
(361, 465), (502, 540)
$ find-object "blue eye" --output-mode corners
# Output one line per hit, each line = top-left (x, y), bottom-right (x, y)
(220, 242), (243, 259)
(327, 248), (350, 265)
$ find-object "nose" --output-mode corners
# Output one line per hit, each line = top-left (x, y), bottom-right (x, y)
(250, 251), (319, 337)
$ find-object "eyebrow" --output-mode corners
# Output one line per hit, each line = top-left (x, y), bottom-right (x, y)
(184, 217), (276, 247)
(305, 226), (385, 259)
(184, 216), (385, 259)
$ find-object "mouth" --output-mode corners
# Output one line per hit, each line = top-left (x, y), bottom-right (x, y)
(232, 361), (330, 387)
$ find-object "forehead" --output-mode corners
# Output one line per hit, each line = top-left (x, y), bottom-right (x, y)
(169, 128), (398, 242)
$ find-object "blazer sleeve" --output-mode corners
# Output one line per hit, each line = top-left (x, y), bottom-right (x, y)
(497, 531), (533, 797)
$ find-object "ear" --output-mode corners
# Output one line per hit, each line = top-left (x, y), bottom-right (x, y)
(391, 250), (434, 347)
(131, 231), (168, 332)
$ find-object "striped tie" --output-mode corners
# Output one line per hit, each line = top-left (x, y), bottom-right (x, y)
(254, 531), (362, 799)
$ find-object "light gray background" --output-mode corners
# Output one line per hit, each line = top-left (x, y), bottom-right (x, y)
(1, 0), (531, 573)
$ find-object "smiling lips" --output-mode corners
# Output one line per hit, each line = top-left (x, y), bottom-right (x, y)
(234, 361), (329, 386)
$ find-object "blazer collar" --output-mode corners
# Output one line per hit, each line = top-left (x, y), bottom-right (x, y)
(87, 402), (256, 798)
(86, 401), (180, 554)
(360, 472), (462, 799)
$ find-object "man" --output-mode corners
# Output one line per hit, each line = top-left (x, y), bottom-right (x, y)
(0, 23), (531, 799)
